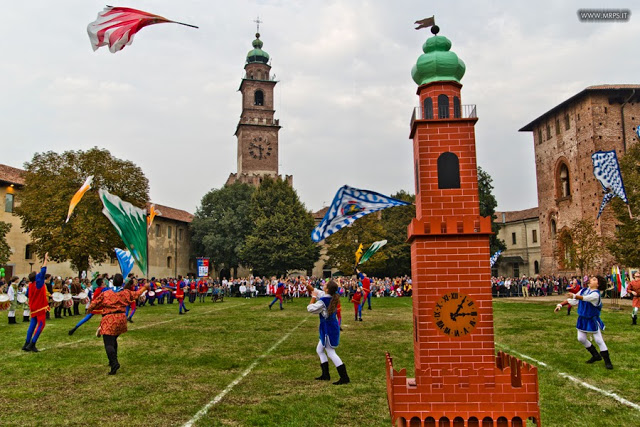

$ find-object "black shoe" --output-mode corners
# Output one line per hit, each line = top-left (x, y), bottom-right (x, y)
(184, 308), (190, 312)
(586, 345), (602, 364)
(22, 342), (30, 351)
(269, 305), (272, 310)
(28, 343), (39, 353)
(127, 317), (133, 323)
(179, 312), (184, 315)
(368, 307), (372, 310)
(633, 315), (637, 325)
(108, 362), (120, 375)
(68, 327), (77, 336)
(359, 318), (363, 322)
(315, 362), (330, 381)
(280, 307), (284, 310)
(333, 364), (350, 385)
(601, 350), (613, 370)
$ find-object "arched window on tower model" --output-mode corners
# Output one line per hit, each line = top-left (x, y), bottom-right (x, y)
(550, 219), (557, 238)
(453, 96), (461, 118)
(438, 94), (449, 119)
(558, 163), (571, 198)
(437, 152), (460, 189)
(423, 97), (433, 119)
(254, 90), (264, 106)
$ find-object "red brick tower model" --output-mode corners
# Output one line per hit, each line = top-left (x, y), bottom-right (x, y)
(385, 25), (541, 426)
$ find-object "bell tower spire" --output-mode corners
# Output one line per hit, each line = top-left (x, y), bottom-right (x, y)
(226, 27), (292, 187)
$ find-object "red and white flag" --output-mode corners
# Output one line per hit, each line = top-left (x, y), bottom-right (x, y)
(87, 6), (197, 53)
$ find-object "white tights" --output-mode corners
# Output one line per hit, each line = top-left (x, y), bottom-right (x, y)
(316, 340), (343, 366)
(577, 329), (608, 352)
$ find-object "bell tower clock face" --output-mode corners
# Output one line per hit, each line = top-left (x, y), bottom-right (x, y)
(248, 136), (273, 160)
(433, 292), (478, 338)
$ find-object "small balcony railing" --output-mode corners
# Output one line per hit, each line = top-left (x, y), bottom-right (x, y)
(410, 104), (477, 128)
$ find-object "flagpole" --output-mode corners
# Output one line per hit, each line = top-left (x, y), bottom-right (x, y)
(171, 21), (199, 29)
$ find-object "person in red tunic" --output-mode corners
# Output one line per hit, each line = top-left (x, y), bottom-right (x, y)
(350, 286), (363, 321)
(627, 271), (640, 325)
(22, 253), (49, 352)
(86, 274), (148, 375)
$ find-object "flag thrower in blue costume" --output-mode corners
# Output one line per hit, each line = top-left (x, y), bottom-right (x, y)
(591, 150), (631, 219)
(311, 186), (411, 242)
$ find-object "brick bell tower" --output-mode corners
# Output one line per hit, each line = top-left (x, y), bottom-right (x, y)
(226, 29), (292, 187)
(385, 24), (541, 426)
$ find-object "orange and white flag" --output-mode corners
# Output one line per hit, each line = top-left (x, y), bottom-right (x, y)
(147, 204), (161, 230)
(66, 176), (93, 223)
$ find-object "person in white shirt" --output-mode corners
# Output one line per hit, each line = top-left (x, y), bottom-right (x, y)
(306, 280), (350, 385)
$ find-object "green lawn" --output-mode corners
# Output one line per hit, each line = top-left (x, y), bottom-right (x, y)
(0, 297), (638, 426)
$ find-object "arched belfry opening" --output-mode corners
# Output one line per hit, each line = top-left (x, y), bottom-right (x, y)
(437, 152), (460, 189)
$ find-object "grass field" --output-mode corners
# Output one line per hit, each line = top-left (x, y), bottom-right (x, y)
(1, 296), (640, 426)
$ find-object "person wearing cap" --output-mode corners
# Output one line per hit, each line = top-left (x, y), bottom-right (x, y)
(356, 269), (372, 311)
(22, 253), (49, 352)
(86, 274), (149, 375)
(626, 271), (640, 325)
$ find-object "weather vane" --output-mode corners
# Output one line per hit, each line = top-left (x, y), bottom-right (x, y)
(254, 16), (263, 33)
(415, 15), (439, 34)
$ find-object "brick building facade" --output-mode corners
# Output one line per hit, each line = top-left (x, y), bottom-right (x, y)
(0, 164), (194, 278)
(520, 85), (640, 275)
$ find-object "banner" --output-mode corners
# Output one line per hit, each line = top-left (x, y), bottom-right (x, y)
(197, 258), (210, 278)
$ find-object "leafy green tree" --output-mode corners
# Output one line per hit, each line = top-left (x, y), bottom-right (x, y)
(372, 191), (415, 277)
(190, 182), (255, 278)
(557, 219), (603, 277)
(240, 177), (319, 277)
(0, 221), (12, 266)
(325, 213), (388, 276)
(609, 142), (640, 266)
(16, 148), (148, 274)
(478, 167), (506, 255)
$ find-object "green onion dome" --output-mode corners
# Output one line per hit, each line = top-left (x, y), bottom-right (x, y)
(246, 33), (270, 64)
(411, 27), (465, 85)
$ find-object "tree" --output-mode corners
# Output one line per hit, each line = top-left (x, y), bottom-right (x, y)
(240, 177), (319, 276)
(608, 142), (640, 266)
(16, 148), (149, 274)
(478, 167), (506, 255)
(556, 219), (603, 277)
(324, 213), (388, 276)
(190, 182), (255, 278)
(373, 191), (415, 277)
(0, 221), (11, 266)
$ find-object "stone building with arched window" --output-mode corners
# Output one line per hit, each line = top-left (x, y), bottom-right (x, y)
(520, 85), (640, 275)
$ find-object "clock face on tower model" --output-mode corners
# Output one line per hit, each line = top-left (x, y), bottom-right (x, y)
(248, 136), (273, 160)
(433, 292), (478, 338)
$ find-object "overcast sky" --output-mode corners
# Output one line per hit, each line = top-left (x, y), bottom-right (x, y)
(1, 1), (638, 214)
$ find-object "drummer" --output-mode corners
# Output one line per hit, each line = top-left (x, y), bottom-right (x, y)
(6, 276), (20, 324)
(69, 277), (107, 336)
(52, 278), (63, 318)
(16, 280), (30, 322)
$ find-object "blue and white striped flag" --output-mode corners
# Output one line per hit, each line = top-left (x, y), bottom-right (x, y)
(115, 248), (135, 279)
(490, 250), (502, 267)
(311, 185), (410, 242)
(592, 150), (628, 219)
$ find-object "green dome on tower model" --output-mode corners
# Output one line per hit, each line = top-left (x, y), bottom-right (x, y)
(246, 33), (270, 64)
(411, 27), (465, 85)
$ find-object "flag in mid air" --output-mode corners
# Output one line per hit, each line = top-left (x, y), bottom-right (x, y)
(99, 189), (148, 273)
(311, 186), (411, 242)
(358, 240), (388, 265)
(490, 250), (502, 267)
(115, 248), (135, 278)
(87, 6), (198, 53)
(592, 150), (628, 219)
(65, 176), (93, 223)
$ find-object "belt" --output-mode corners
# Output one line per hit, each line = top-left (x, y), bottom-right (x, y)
(103, 311), (126, 316)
